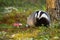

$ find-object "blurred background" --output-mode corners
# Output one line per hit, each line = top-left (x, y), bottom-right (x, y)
(0, 0), (60, 40)
(0, 0), (46, 28)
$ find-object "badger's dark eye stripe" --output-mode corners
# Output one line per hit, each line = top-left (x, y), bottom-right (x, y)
(39, 11), (44, 17)
(40, 11), (48, 17)
(36, 11), (39, 16)
(27, 10), (50, 27)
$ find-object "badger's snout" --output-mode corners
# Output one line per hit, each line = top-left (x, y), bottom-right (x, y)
(35, 12), (50, 26)
(35, 17), (50, 26)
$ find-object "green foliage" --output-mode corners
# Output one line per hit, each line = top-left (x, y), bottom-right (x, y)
(0, 25), (60, 40)
(51, 23), (60, 29)
(0, 0), (60, 40)
(0, 0), (46, 12)
(0, 0), (46, 24)
(0, 0), (46, 25)
(0, 24), (14, 28)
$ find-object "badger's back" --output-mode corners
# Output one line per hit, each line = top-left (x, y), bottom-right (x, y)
(27, 13), (36, 26)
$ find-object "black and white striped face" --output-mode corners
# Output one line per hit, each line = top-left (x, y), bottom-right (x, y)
(35, 11), (41, 19)
(35, 11), (50, 21)
(34, 11), (50, 26)
(27, 10), (50, 27)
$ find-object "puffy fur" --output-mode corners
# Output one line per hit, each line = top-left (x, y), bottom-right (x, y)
(27, 10), (50, 27)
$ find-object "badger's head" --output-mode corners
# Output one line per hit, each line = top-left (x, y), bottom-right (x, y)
(34, 11), (50, 26)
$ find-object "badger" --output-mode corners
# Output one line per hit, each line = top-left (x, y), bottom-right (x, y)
(27, 10), (50, 27)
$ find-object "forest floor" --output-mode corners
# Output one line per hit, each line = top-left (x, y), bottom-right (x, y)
(0, 7), (60, 40)
(0, 23), (60, 40)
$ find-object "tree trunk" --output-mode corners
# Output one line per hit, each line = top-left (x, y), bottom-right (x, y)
(46, 0), (60, 22)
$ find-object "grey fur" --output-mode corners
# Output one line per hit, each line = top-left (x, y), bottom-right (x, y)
(27, 10), (50, 27)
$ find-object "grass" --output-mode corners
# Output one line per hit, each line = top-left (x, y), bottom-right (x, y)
(0, 0), (60, 40)
(0, 10), (60, 40)
(0, 23), (60, 40)
(0, 6), (60, 40)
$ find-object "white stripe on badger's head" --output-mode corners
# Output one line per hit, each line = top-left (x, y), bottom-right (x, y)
(40, 13), (49, 20)
(35, 10), (50, 21)
(38, 11), (41, 18)
(35, 11), (41, 19)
